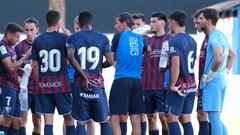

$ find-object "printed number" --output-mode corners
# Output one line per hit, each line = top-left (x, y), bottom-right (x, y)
(78, 47), (100, 70)
(39, 49), (61, 73)
(6, 96), (11, 106)
(188, 51), (194, 74)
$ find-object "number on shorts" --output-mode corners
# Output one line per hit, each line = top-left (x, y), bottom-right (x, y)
(188, 51), (194, 74)
(6, 96), (11, 106)
(78, 47), (100, 70)
(39, 49), (61, 73)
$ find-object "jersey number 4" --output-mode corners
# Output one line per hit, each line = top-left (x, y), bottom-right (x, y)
(39, 49), (61, 73)
(78, 47), (100, 70)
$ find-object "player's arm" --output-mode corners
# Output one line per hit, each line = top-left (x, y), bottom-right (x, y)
(169, 56), (180, 91)
(67, 48), (91, 92)
(226, 47), (236, 71)
(102, 52), (114, 68)
(211, 46), (222, 72)
(2, 49), (31, 72)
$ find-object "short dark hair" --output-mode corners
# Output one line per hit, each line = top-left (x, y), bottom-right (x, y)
(45, 10), (60, 27)
(78, 11), (93, 27)
(117, 12), (133, 28)
(169, 10), (187, 27)
(4, 22), (24, 34)
(202, 8), (219, 26)
(151, 12), (167, 23)
(24, 17), (40, 28)
(193, 9), (203, 19)
(132, 13), (146, 22)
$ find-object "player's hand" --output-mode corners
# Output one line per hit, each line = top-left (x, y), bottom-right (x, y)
(169, 85), (186, 97)
(202, 70), (216, 86)
(82, 78), (92, 92)
(223, 67), (230, 76)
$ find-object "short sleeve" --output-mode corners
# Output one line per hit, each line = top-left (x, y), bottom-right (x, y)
(169, 38), (180, 57)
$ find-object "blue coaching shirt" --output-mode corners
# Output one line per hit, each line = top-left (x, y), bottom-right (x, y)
(112, 31), (145, 79)
(67, 30), (111, 88)
(201, 30), (229, 88)
(169, 33), (197, 93)
(31, 32), (70, 94)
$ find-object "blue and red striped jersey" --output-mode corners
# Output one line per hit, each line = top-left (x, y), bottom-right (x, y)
(0, 40), (19, 90)
(142, 34), (171, 90)
(169, 33), (197, 92)
(31, 32), (70, 94)
(15, 39), (36, 94)
(198, 36), (208, 81)
(67, 30), (111, 88)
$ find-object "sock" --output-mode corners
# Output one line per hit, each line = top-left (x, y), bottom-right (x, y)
(209, 122), (211, 135)
(100, 122), (112, 135)
(221, 122), (228, 135)
(149, 130), (159, 135)
(75, 124), (86, 135)
(18, 127), (26, 135)
(66, 125), (75, 135)
(32, 132), (41, 135)
(7, 127), (19, 135)
(208, 113), (222, 135)
(199, 121), (209, 135)
(44, 125), (53, 135)
(141, 122), (147, 135)
(168, 122), (181, 135)
(162, 129), (168, 135)
(182, 122), (193, 135)
(0, 125), (8, 134)
(120, 122), (127, 135)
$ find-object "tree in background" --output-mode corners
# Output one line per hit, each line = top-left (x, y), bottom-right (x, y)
(49, 0), (66, 26)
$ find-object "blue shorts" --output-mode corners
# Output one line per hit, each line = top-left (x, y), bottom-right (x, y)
(197, 89), (203, 111)
(202, 81), (226, 112)
(71, 85), (109, 123)
(109, 78), (144, 115)
(144, 90), (168, 114)
(166, 91), (196, 116)
(27, 94), (38, 114)
(35, 92), (72, 115)
(0, 86), (21, 118)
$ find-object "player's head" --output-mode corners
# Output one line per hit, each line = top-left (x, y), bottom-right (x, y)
(132, 13), (146, 29)
(23, 17), (39, 43)
(74, 15), (80, 32)
(193, 10), (203, 33)
(150, 11), (166, 34)
(45, 10), (61, 29)
(4, 22), (23, 45)
(115, 12), (133, 32)
(201, 8), (219, 26)
(168, 10), (187, 33)
(78, 11), (93, 29)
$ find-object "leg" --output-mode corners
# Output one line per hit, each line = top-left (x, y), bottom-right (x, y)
(110, 115), (121, 135)
(147, 114), (159, 135)
(76, 121), (87, 135)
(140, 114), (147, 135)
(197, 111), (209, 135)
(208, 112), (227, 135)
(100, 120), (112, 135)
(87, 119), (95, 135)
(7, 118), (22, 135)
(179, 114), (193, 135)
(63, 114), (75, 135)
(120, 115), (128, 135)
(130, 114), (141, 135)
(159, 112), (168, 135)
(166, 113), (181, 135)
(19, 111), (28, 135)
(44, 114), (53, 135)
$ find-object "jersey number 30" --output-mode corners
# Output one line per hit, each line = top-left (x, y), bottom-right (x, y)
(78, 47), (100, 70)
(39, 49), (61, 73)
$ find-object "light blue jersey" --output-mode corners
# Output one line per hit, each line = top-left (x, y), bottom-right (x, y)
(200, 30), (229, 88)
(111, 31), (145, 79)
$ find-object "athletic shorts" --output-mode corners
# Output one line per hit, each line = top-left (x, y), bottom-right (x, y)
(202, 80), (226, 112)
(197, 89), (203, 111)
(166, 91), (196, 116)
(35, 91), (72, 115)
(0, 86), (21, 118)
(27, 94), (38, 114)
(143, 90), (168, 114)
(71, 85), (109, 123)
(109, 78), (144, 115)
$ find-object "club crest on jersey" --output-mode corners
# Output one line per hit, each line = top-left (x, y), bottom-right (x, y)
(0, 46), (7, 55)
(170, 46), (176, 53)
(5, 106), (12, 114)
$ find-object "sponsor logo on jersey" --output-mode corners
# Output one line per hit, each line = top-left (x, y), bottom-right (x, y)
(39, 81), (62, 88)
(79, 93), (100, 99)
(0, 46), (7, 55)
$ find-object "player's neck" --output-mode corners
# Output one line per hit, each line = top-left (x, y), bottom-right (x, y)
(2, 36), (10, 45)
(154, 30), (165, 37)
(47, 26), (58, 32)
(172, 27), (185, 35)
(206, 25), (216, 35)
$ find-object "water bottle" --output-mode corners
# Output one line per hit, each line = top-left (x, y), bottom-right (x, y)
(132, 25), (151, 35)
(19, 63), (32, 111)
(159, 41), (169, 69)
(0, 131), (5, 135)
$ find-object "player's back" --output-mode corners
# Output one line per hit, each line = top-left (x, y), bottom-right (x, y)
(31, 32), (70, 94)
(67, 30), (111, 88)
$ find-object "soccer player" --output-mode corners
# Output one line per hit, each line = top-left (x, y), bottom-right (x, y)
(0, 22), (30, 134)
(109, 12), (146, 135)
(66, 11), (113, 135)
(167, 10), (197, 135)
(132, 13), (146, 29)
(142, 12), (171, 135)
(199, 8), (236, 135)
(15, 17), (42, 135)
(31, 10), (84, 135)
